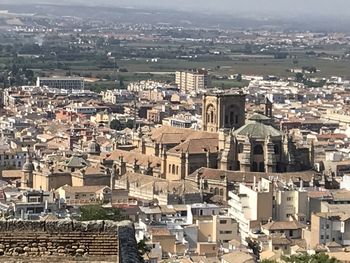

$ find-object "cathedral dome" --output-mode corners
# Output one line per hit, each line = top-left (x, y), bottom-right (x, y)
(88, 138), (101, 154)
(22, 156), (34, 172)
(233, 114), (284, 139)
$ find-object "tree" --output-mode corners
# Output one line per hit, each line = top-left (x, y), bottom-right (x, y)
(25, 69), (34, 82)
(295, 72), (304, 83)
(110, 119), (123, 131)
(282, 253), (340, 263)
(79, 205), (126, 221)
(137, 239), (151, 257)
(125, 119), (134, 129)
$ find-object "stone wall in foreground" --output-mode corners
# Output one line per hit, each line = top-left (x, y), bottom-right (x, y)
(0, 219), (142, 262)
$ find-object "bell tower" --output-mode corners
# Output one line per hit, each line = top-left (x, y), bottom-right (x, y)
(202, 91), (246, 132)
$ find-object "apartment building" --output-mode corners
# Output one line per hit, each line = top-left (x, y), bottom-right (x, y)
(274, 184), (309, 222)
(228, 178), (273, 244)
(196, 215), (239, 249)
(37, 77), (84, 90)
(306, 212), (350, 248)
(175, 70), (210, 93)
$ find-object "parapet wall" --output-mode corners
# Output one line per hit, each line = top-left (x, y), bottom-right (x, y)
(0, 219), (142, 262)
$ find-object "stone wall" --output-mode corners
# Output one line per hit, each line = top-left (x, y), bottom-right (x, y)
(0, 219), (142, 262)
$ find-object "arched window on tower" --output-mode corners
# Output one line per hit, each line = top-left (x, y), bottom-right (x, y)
(274, 145), (280, 154)
(253, 145), (264, 155)
(206, 105), (216, 124)
(172, 164), (175, 174)
(224, 104), (240, 126)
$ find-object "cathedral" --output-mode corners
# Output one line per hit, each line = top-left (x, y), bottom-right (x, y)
(128, 91), (311, 180)
(202, 92), (308, 173)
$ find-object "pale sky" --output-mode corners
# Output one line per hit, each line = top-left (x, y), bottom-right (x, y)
(5, 0), (350, 17)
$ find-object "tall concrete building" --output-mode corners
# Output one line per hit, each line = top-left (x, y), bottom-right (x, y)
(37, 76), (84, 90)
(175, 69), (210, 93)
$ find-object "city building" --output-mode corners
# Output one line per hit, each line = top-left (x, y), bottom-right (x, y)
(37, 76), (84, 90)
(175, 70), (210, 93)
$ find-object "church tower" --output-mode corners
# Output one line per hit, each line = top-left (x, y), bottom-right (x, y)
(21, 151), (34, 188)
(202, 92), (246, 132)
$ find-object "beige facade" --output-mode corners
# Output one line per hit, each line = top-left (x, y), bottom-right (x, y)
(175, 70), (210, 93)
(197, 215), (239, 249)
(307, 212), (350, 249)
(274, 187), (308, 222)
(57, 185), (111, 205)
(228, 178), (273, 244)
(202, 92), (246, 133)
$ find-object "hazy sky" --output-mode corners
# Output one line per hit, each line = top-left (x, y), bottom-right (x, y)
(6, 0), (350, 17)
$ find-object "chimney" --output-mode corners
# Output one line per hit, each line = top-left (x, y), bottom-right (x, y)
(299, 179), (304, 191)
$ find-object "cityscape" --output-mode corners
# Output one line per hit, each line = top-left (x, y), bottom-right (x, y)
(1, 1), (350, 262)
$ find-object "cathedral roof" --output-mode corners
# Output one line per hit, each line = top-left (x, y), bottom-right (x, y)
(105, 149), (161, 168)
(248, 113), (271, 122)
(65, 154), (89, 168)
(167, 138), (218, 154)
(150, 125), (217, 144)
(233, 119), (283, 138)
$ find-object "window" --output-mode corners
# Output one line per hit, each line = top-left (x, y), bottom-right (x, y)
(176, 166), (179, 175)
(274, 145), (279, 154)
(238, 143), (244, 153)
(253, 145), (263, 155)
(219, 220), (227, 224)
(326, 224), (329, 229)
(219, 189), (224, 196)
(321, 235), (324, 239)
(172, 164), (175, 174)
(287, 197), (293, 201)
(204, 180), (208, 190)
(326, 235), (329, 239)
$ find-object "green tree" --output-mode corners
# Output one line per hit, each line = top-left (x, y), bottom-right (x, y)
(125, 119), (134, 129)
(110, 119), (123, 131)
(282, 253), (340, 263)
(295, 72), (304, 83)
(25, 69), (34, 82)
(79, 205), (126, 221)
(137, 239), (151, 257)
